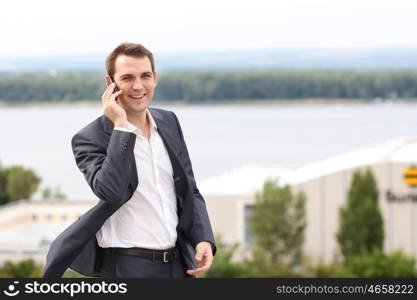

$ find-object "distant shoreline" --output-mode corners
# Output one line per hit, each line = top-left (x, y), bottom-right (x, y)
(2, 98), (417, 108)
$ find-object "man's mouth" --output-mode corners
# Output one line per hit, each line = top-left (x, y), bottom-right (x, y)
(129, 93), (146, 100)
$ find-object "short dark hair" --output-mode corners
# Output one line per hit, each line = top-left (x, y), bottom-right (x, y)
(105, 42), (155, 78)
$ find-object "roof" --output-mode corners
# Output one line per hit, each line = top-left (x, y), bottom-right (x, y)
(0, 222), (69, 252)
(0, 200), (94, 252)
(199, 137), (417, 196)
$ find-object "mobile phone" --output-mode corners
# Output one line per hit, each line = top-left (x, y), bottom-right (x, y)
(108, 75), (120, 92)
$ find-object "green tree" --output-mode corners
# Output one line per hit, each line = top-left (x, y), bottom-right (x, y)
(41, 187), (51, 199)
(4, 166), (40, 203)
(248, 180), (306, 276)
(42, 186), (67, 201)
(337, 168), (384, 262)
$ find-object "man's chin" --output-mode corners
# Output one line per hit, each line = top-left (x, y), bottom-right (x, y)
(126, 105), (148, 116)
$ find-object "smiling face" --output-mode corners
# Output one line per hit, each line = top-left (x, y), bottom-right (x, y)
(112, 55), (157, 117)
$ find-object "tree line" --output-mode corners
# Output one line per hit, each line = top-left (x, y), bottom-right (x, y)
(1, 70), (417, 103)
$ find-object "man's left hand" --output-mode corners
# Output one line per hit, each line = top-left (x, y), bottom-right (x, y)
(186, 241), (213, 276)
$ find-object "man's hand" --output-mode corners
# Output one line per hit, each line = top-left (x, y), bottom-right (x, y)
(102, 82), (127, 127)
(186, 241), (213, 276)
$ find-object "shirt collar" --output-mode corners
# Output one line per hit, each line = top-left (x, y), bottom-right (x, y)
(146, 109), (158, 130)
(126, 109), (157, 135)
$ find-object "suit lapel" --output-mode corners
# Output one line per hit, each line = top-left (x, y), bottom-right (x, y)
(150, 109), (182, 162)
(150, 109), (188, 211)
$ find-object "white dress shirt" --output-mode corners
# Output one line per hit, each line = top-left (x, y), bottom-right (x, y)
(96, 110), (178, 250)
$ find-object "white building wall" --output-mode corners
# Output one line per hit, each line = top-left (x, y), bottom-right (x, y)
(205, 161), (417, 263)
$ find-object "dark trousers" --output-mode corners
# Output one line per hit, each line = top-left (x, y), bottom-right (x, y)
(100, 249), (190, 278)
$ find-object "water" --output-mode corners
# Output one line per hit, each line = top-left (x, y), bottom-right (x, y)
(0, 101), (416, 200)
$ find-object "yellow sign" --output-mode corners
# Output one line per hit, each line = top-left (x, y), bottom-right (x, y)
(404, 167), (417, 186)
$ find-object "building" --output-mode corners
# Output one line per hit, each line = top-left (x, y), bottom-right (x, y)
(201, 138), (417, 262)
(0, 201), (94, 264)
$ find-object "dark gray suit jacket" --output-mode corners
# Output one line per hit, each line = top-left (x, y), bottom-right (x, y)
(43, 108), (216, 278)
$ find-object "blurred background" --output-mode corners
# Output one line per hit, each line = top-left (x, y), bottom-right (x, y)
(1, 0), (417, 277)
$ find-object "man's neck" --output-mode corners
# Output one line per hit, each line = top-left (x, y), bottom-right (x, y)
(127, 111), (150, 137)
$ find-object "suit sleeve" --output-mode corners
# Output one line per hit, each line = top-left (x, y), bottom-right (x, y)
(171, 112), (217, 255)
(71, 129), (138, 205)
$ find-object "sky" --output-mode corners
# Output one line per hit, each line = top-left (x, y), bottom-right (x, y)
(1, 0), (417, 58)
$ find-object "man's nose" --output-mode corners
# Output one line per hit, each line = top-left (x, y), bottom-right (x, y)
(132, 78), (144, 90)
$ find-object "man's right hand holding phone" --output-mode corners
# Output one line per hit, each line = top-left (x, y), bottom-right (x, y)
(102, 79), (128, 128)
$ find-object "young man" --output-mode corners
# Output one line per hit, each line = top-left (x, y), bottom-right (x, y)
(43, 43), (216, 278)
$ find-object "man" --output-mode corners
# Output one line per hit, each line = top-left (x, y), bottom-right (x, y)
(43, 43), (216, 278)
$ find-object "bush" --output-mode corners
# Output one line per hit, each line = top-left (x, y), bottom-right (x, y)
(203, 236), (250, 278)
(345, 249), (417, 277)
(244, 247), (298, 277)
(0, 259), (43, 278)
(303, 258), (345, 277)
